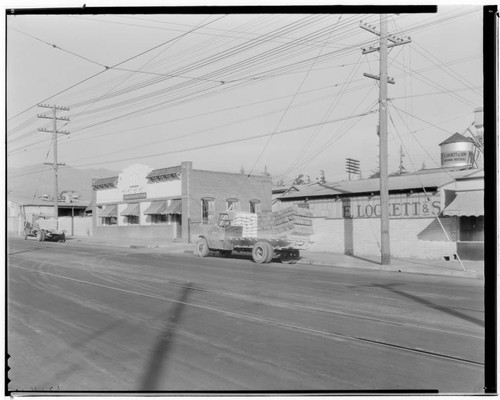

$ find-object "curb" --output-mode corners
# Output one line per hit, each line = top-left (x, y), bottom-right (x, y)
(66, 239), (482, 279)
(297, 258), (479, 279)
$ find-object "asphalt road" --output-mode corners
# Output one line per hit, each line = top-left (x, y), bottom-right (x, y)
(7, 237), (485, 393)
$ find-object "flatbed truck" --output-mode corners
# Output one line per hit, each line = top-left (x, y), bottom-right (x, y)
(195, 213), (307, 263)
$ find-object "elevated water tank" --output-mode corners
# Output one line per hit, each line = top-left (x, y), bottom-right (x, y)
(439, 133), (475, 168)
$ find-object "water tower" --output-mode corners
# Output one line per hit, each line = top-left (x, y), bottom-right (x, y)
(439, 133), (475, 168)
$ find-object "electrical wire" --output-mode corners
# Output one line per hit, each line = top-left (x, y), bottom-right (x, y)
(65, 110), (378, 169)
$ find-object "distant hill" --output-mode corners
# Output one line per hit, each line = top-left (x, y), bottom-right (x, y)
(7, 164), (118, 203)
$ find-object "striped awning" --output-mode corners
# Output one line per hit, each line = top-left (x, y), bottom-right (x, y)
(99, 204), (117, 217)
(443, 191), (484, 217)
(143, 201), (167, 215)
(166, 199), (182, 214)
(121, 203), (140, 217)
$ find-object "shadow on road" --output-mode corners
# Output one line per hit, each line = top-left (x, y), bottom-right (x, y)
(8, 247), (46, 256)
(140, 282), (193, 391)
(369, 283), (484, 328)
(347, 254), (382, 265)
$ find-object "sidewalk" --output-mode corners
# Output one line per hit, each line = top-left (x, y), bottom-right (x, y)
(68, 236), (484, 279)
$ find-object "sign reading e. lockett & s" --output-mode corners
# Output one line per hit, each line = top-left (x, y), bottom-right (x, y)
(341, 193), (441, 219)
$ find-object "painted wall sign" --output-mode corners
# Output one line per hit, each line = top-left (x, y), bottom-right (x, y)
(123, 193), (147, 201)
(308, 193), (442, 219)
(441, 151), (471, 164)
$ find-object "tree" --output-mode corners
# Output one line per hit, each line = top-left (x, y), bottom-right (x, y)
(293, 174), (306, 185)
(316, 170), (326, 184)
(262, 165), (271, 176)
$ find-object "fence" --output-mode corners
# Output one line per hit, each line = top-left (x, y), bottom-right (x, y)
(8, 216), (93, 237)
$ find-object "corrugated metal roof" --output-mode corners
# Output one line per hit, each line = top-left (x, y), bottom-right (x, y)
(9, 195), (91, 208)
(278, 168), (480, 200)
(146, 166), (182, 179)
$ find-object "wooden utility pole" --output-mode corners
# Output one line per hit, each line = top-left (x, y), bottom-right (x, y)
(361, 16), (411, 265)
(378, 14), (390, 265)
(38, 104), (70, 225)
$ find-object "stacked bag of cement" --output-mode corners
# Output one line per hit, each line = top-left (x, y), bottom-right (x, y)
(232, 212), (258, 237)
(271, 206), (314, 238)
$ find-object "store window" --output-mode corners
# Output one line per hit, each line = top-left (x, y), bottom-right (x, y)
(152, 214), (168, 224)
(125, 215), (139, 225)
(202, 198), (215, 224)
(99, 205), (118, 226)
(102, 217), (117, 226)
(226, 198), (240, 211)
(460, 216), (484, 242)
(249, 199), (261, 214)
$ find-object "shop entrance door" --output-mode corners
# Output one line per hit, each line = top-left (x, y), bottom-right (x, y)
(457, 216), (484, 260)
(173, 214), (182, 239)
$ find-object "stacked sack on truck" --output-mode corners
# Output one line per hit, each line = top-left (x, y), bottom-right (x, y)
(272, 206), (314, 238)
(231, 212), (258, 237)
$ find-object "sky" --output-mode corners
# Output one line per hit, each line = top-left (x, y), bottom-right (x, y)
(6, 4), (484, 185)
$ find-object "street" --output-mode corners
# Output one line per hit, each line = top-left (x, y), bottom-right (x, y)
(7, 237), (484, 393)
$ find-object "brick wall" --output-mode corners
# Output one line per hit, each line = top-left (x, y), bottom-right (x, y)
(309, 216), (458, 259)
(93, 225), (174, 241)
(58, 216), (93, 237)
(181, 161), (272, 241)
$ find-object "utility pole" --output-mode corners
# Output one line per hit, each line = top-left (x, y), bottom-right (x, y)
(345, 158), (360, 181)
(398, 145), (406, 175)
(38, 104), (70, 226)
(361, 16), (411, 265)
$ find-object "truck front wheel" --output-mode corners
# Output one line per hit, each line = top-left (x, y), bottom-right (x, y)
(196, 238), (210, 257)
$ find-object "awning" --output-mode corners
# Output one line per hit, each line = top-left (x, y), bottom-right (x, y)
(443, 191), (484, 217)
(85, 200), (94, 213)
(143, 201), (167, 215)
(99, 204), (117, 217)
(121, 203), (140, 217)
(165, 199), (182, 214)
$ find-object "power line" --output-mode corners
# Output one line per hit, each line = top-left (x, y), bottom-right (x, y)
(68, 110), (378, 168)
(7, 15), (227, 122)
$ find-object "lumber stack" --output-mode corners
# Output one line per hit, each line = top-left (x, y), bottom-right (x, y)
(257, 206), (314, 239)
(272, 206), (314, 238)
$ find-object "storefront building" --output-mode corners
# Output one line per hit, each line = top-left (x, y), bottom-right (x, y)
(91, 161), (273, 242)
(274, 167), (484, 260)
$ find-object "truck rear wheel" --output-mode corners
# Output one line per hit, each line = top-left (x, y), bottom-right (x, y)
(264, 242), (274, 263)
(252, 242), (270, 263)
(196, 238), (210, 257)
(281, 249), (300, 264)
